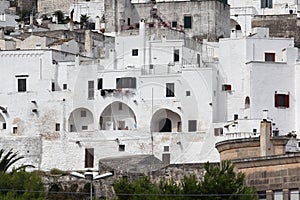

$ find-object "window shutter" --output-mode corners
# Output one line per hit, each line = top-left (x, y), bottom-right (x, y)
(285, 94), (289, 108)
(275, 94), (278, 107)
(261, 0), (265, 8)
(268, 0), (273, 8)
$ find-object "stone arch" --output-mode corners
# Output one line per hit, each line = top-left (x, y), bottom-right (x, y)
(230, 19), (242, 34)
(99, 101), (137, 130)
(0, 113), (6, 130)
(245, 96), (250, 109)
(68, 108), (94, 132)
(151, 109), (181, 132)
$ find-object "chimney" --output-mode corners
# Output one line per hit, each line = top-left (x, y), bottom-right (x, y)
(70, 9), (74, 31)
(260, 120), (274, 157)
(95, 16), (100, 32)
(85, 30), (93, 57)
(262, 110), (268, 120)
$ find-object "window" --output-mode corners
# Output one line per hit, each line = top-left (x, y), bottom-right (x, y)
(97, 78), (103, 90)
(162, 153), (170, 164)
(265, 52), (275, 62)
(55, 123), (60, 131)
(85, 148), (94, 168)
(82, 125), (88, 130)
(127, 18), (130, 26)
(275, 93), (289, 108)
(17, 79), (26, 92)
(186, 91), (190, 96)
(81, 110), (87, 117)
(166, 83), (175, 97)
(13, 127), (17, 134)
(222, 84), (231, 91)
(119, 144), (125, 152)
(188, 120), (197, 132)
(234, 114), (238, 120)
(51, 82), (55, 91)
(261, 0), (272, 8)
(2, 123), (6, 129)
(116, 77), (136, 89)
(245, 96), (250, 109)
(236, 25), (241, 31)
(164, 146), (169, 152)
(119, 103), (123, 110)
(184, 16), (192, 29)
(132, 49), (138, 56)
(88, 81), (94, 99)
(214, 128), (223, 136)
(172, 21), (177, 28)
(174, 49), (179, 62)
(63, 84), (67, 90)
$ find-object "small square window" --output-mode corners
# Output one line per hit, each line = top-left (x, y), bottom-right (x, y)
(164, 146), (169, 152)
(63, 84), (67, 90)
(17, 78), (27, 92)
(275, 93), (289, 108)
(55, 123), (60, 131)
(81, 111), (87, 117)
(119, 144), (125, 152)
(188, 120), (197, 132)
(132, 49), (138, 56)
(186, 91), (190, 96)
(265, 52), (275, 62)
(172, 21), (177, 28)
(82, 125), (88, 130)
(13, 127), (17, 134)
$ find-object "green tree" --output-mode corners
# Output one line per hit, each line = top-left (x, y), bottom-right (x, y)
(80, 14), (90, 29)
(54, 10), (64, 24)
(0, 148), (34, 173)
(200, 160), (258, 200)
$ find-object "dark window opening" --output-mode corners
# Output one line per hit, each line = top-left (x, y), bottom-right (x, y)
(275, 93), (289, 108)
(63, 84), (67, 90)
(13, 127), (17, 134)
(55, 123), (60, 131)
(186, 91), (191, 96)
(222, 84), (231, 91)
(116, 77), (136, 89)
(184, 16), (192, 29)
(85, 148), (94, 168)
(236, 25), (241, 30)
(166, 83), (175, 97)
(119, 103), (122, 110)
(51, 82), (55, 91)
(162, 153), (170, 164)
(164, 146), (169, 152)
(174, 49), (179, 62)
(127, 18), (130, 26)
(17, 79), (26, 92)
(81, 110), (87, 117)
(97, 78), (103, 90)
(172, 21), (177, 28)
(265, 52), (275, 62)
(214, 128), (223, 136)
(119, 144), (125, 152)
(188, 120), (197, 132)
(273, 129), (279, 136)
(82, 125), (88, 130)
(132, 49), (138, 56)
(234, 114), (238, 120)
(2, 123), (6, 129)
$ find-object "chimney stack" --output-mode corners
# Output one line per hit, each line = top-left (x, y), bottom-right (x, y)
(260, 120), (274, 157)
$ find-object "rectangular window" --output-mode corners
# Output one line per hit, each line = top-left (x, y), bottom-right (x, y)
(127, 18), (130, 26)
(265, 52), (275, 62)
(222, 84), (232, 91)
(166, 83), (175, 97)
(275, 93), (289, 108)
(2, 123), (6, 129)
(174, 49), (180, 62)
(162, 153), (170, 164)
(119, 103), (122, 110)
(97, 78), (103, 90)
(63, 84), (67, 90)
(261, 0), (272, 8)
(164, 146), (169, 152)
(119, 144), (125, 152)
(116, 77), (136, 89)
(186, 91), (191, 96)
(17, 79), (26, 92)
(85, 148), (94, 168)
(81, 110), (87, 117)
(172, 21), (177, 28)
(55, 123), (60, 131)
(132, 49), (138, 56)
(13, 127), (17, 134)
(188, 120), (197, 132)
(51, 82), (55, 91)
(184, 16), (192, 29)
(88, 81), (94, 99)
(82, 125), (88, 130)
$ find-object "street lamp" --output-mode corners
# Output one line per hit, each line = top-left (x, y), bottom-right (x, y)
(71, 170), (114, 200)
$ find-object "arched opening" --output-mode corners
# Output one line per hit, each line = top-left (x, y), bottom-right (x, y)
(68, 108), (94, 132)
(159, 118), (172, 132)
(99, 102), (137, 130)
(230, 19), (242, 36)
(0, 113), (6, 130)
(245, 96), (250, 109)
(151, 109), (181, 133)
